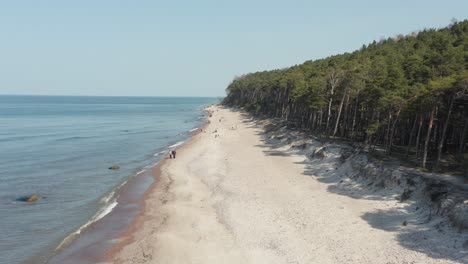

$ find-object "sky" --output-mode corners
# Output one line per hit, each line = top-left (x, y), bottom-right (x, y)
(0, 1), (467, 97)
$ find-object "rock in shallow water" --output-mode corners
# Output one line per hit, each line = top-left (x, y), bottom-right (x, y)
(108, 165), (120, 170)
(16, 194), (40, 203)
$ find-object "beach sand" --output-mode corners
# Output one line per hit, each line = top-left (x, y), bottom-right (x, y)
(109, 105), (464, 264)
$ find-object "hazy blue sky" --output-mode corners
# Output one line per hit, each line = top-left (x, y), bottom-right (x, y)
(0, 1), (467, 97)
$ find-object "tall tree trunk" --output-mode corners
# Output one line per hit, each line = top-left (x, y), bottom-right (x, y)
(459, 117), (468, 159)
(423, 106), (436, 169)
(406, 116), (418, 158)
(351, 94), (359, 139)
(333, 87), (348, 136)
(275, 91), (282, 117)
(326, 69), (340, 134)
(387, 108), (401, 155)
(436, 96), (454, 169)
(365, 110), (376, 147)
(311, 112), (316, 131)
(384, 111), (392, 152)
(307, 111), (313, 130)
(415, 116), (423, 159)
(319, 107), (323, 130)
(281, 89), (289, 118)
(342, 92), (351, 137)
(326, 95), (333, 133)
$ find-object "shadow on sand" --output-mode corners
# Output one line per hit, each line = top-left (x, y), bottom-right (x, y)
(237, 110), (468, 263)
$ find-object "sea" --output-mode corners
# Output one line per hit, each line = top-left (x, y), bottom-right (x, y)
(0, 95), (219, 264)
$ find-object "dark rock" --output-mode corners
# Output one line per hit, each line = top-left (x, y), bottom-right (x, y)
(27, 195), (39, 202)
(400, 189), (412, 201)
(264, 123), (280, 134)
(448, 202), (468, 230)
(463, 240), (468, 249)
(310, 147), (327, 159)
(375, 180), (385, 188)
(431, 191), (448, 202)
(292, 142), (308, 150)
(402, 220), (407, 226)
(16, 194), (40, 203)
(407, 178), (416, 186)
(339, 148), (354, 163)
(109, 165), (120, 170)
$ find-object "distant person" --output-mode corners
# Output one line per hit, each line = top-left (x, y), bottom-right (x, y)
(169, 151), (173, 159)
(171, 150), (177, 159)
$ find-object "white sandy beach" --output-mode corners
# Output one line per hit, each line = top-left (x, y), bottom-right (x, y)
(111, 105), (466, 264)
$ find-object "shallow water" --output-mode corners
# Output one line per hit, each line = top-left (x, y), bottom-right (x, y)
(0, 95), (218, 264)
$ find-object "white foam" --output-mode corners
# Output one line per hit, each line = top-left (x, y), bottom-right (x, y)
(94, 201), (118, 223)
(168, 141), (185, 149)
(100, 190), (115, 204)
(55, 198), (118, 251)
(153, 150), (166, 157)
(136, 170), (145, 175)
(118, 179), (129, 189)
(189, 127), (199, 132)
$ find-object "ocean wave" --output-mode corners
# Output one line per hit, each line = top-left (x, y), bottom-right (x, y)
(0, 133), (64, 142)
(121, 129), (165, 136)
(93, 201), (118, 225)
(168, 141), (185, 149)
(189, 127), (199, 132)
(153, 150), (166, 157)
(55, 136), (93, 141)
(54, 196), (119, 251)
(54, 160), (157, 252)
(100, 189), (116, 204)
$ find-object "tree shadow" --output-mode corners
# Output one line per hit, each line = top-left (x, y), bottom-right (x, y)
(299, 158), (401, 201)
(262, 150), (292, 157)
(361, 205), (468, 262)
(233, 106), (468, 262)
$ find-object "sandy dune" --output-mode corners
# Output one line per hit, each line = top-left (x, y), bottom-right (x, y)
(112, 106), (466, 264)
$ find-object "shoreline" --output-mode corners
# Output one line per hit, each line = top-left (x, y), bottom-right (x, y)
(46, 165), (157, 263)
(40, 107), (213, 264)
(105, 117), (211, 262)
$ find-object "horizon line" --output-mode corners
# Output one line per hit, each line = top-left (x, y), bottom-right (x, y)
(0, 94), (224, 98)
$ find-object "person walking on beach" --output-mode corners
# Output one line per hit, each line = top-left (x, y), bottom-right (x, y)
(171, 150), (177, 159)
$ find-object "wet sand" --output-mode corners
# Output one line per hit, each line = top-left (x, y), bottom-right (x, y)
(45, 163), (157, 264)
(43, 123), (208, 264)
(108, 105), (464, 264)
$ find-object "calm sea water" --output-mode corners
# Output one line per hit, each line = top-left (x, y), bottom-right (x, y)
(0, 95), (218, 264)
